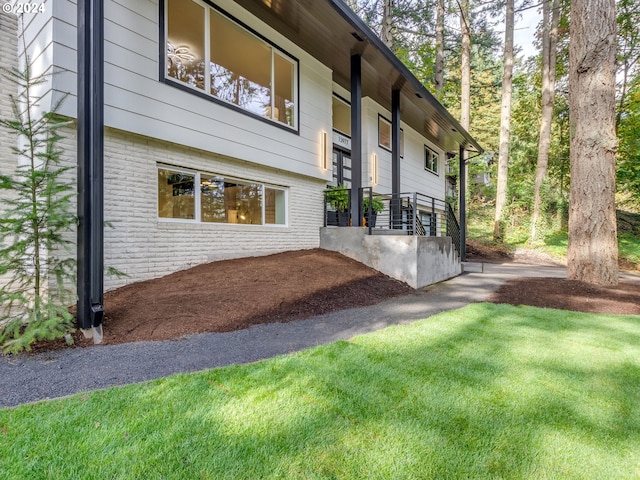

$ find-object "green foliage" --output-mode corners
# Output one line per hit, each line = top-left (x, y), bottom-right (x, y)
(362, 196), (384, 213)
(617, 76), (640, 206)
(469, 202), (640, 268)
(325, 184), (350, 212)
(2, 304), (640, 478)
(0, 62), (76, 353)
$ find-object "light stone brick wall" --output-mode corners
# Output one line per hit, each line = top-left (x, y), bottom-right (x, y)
(58, 126), (327, 292)
(0, 8), (18, 176)
(0, 9), (18, 293)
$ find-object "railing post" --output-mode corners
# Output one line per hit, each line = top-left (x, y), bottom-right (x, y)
(323, 189), (327, 227)
(367, 188), (372, 235)
(431, 197), (436, 236)
(412, 192), (417, 235)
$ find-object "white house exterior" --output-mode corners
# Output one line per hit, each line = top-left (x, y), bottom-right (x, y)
(0, 0), (481, 328)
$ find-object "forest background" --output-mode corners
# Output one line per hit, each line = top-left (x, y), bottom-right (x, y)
(343, 0), (640, 270)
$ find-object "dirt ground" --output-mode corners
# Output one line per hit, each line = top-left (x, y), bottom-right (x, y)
(33, 246), (640, 353)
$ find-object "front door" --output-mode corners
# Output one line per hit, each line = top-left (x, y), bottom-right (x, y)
(332, 147), (352, 188)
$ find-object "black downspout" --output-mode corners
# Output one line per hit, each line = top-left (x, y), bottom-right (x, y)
(350, 54), (362, 227)
(391, 89), (401, 227)
(458, 145), (466, 261)
(77, 0), (105, 331)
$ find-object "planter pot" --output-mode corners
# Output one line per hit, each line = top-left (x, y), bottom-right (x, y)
(364, 212), (378, 228)
(326, 210), (339, 226)
(337, 211), (350, 227)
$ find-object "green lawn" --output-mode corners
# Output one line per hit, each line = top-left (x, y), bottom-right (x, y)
(2, 304), (640, 479)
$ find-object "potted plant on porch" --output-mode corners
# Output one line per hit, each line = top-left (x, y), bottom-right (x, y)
(325, 184), (350, 226)
(362, 196), (384, 228)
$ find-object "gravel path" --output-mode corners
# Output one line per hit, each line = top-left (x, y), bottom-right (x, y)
(3, 263), (634, 409)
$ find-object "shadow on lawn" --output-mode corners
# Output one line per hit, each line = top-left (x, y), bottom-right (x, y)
(2, 304), (639, 479)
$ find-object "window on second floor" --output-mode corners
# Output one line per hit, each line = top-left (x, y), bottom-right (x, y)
(378, 115), (404, 157)
(425, 145), (439, 174)
(164, 0), (298, 129)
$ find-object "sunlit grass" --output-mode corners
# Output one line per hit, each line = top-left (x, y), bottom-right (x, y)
(620, 232), (640, 265)
(1, 304), (640, 479)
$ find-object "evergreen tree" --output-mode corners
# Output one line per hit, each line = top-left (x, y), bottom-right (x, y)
(0, 60), (76, 353)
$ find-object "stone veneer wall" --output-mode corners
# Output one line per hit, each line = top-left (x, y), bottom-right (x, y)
(57, 126), (326, 292)
(0, 8), (18, 292)
(0, 8), (18, 181)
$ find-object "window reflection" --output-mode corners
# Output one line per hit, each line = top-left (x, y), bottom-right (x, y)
(165, 0), (297, 128)
(158, 169), (196, 219)
(166, 0), (205, 89)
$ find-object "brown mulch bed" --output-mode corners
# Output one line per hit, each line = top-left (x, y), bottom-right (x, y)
(35, 249), (413, 352)
(489, 277), (640, 315)
(29, 246), (640, 354)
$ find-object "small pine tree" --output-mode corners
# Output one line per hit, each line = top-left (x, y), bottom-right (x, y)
(0, 60), (76, 354)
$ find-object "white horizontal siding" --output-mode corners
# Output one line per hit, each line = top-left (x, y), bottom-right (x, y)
(44, 0), (333, 183)
(361, 97), (445, 200)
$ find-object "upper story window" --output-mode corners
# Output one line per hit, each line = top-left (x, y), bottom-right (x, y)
(332, 95), (351, 136)
(378, 115), (404, 157)
(425, 145), (439, 174)
(164, 0), (298, 129)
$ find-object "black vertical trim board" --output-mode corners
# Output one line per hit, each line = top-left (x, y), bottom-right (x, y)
(391, 89), (401, 227)
(350, 54), (362, 226)
(77, 0), (105, 329)
(458, 146), (466, 261)
(391, 89), (400, 195)
(158, 0), (165, 82)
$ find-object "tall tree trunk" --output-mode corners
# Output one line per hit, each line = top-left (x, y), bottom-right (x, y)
(459, 0), (471, 132)
(381, 0), (394, 49)
(435, 0), (445, 98)
(530, 0), (560, 241)
(493, 0), (514, 241)
(568, 0), (618, 285)
(459, 0), (471, 232)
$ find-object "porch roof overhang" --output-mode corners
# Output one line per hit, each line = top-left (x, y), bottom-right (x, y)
(232, 0), (483, 154)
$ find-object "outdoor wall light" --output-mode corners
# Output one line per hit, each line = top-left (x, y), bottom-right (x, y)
(321, 131), (328, 170)
(372, 153), (378, 185)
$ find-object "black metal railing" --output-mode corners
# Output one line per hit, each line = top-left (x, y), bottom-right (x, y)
(446, 202), (461, 257)
(324, 186), (461, 257)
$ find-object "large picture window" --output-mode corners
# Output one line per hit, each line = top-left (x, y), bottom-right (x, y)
(158, 166), (287, 225)
(164, 0), (298, 129)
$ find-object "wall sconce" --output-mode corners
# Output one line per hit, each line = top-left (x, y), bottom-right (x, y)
(321, 131), (328, 170)
(372, 153), (378, 185)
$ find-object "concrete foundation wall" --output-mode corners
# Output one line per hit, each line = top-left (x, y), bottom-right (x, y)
(320, 227), (461, 288)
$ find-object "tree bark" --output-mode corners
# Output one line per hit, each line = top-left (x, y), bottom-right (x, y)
(435, 0), (445, 98)
(381, 0), (394, 49)
(459, 0), (471, 132)
(568, 0), (618, 285)
(493, 0), (514, 241)
(530, 0), (560, 241)
(459, 0), (471, 229)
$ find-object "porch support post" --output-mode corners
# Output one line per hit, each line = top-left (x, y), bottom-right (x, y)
(77, 0), (105, 330)
(350, 54), (362, 226)
(391, 89), (401, 227)
(459, 145), (467, 261)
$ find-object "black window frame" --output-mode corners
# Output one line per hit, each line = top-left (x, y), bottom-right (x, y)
(159, 0), (301, 135)
(424, 145), (439, 175)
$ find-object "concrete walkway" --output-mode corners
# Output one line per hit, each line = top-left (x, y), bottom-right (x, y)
(1, 263), (638, 408)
